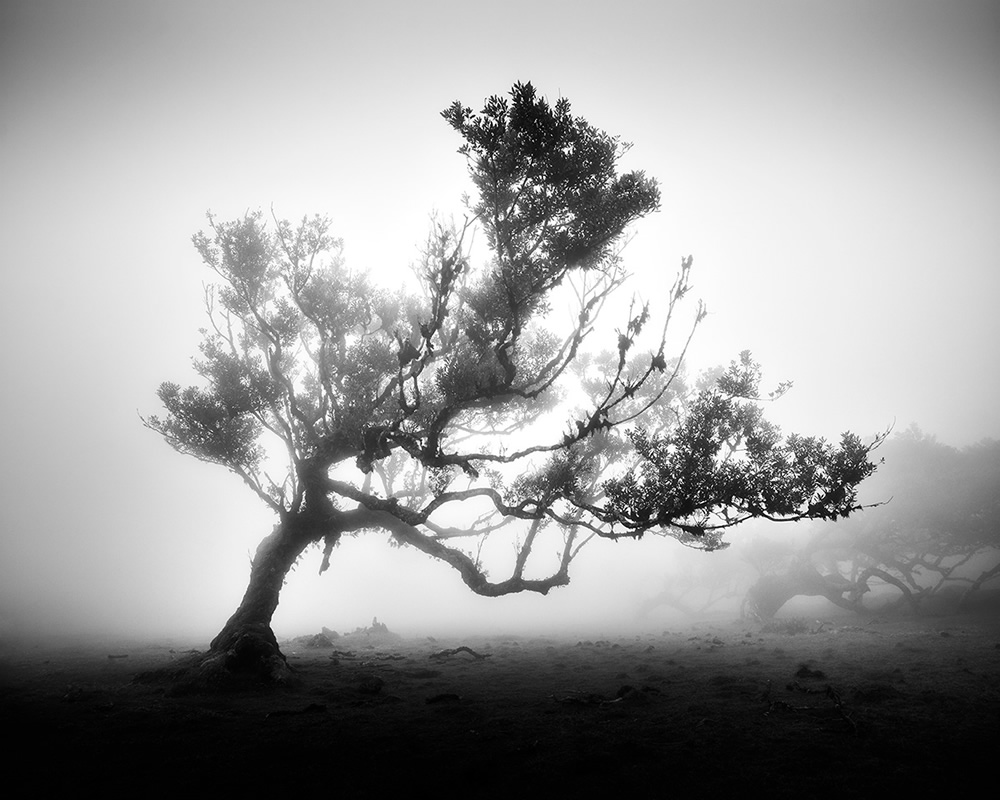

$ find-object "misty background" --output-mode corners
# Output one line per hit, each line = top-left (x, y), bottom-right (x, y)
(1, 0), (998, 643)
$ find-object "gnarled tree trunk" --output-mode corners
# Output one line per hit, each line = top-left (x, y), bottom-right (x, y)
(189, 516), (320, 686)
(743, 562), (858, 619)
(211, 523), (311, 677)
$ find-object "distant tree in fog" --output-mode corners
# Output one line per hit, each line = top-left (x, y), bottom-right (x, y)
(146, 82), (882, 683)
(744, 426), (1000, 617)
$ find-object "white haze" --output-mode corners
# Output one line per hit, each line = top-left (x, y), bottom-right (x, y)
(0, 0), (998, 644)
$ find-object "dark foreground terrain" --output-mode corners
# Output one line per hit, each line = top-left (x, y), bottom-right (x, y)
(2, 613), (998, 796)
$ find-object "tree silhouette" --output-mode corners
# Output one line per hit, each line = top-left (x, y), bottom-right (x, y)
(743, 427), (1000, 618)
(147, 83), (882, 683)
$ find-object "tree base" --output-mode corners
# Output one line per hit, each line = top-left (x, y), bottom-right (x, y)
(135, 623), (295, 693)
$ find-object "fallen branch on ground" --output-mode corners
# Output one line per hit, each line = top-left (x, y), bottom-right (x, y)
(429, 646), (491, 660)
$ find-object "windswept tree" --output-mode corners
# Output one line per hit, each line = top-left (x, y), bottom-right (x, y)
(743, 427), (1000, 618)
(147, 83), (882, 682)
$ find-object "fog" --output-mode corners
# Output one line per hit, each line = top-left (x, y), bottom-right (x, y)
(1, 0), (998, 645)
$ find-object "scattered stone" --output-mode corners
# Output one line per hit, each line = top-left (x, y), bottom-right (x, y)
(349, 617), (402, 642)
(292, 633), (336, 649)
(615, 685), (650, 705)
(355, 617), (388, 635)
(795, 664), (826, 679)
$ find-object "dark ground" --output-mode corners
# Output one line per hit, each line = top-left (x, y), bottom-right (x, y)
(2, 612), (998, 796)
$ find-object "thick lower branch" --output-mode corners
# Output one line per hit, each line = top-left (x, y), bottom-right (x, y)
(852, 567), (921, 612)
(365, 508), (570, 597)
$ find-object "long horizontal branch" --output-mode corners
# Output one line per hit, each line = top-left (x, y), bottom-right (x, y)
(332, 505), (570, 597)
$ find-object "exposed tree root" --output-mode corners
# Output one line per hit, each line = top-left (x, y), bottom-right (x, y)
(134, 624), (296, 693)
(764, 682), (858, 735)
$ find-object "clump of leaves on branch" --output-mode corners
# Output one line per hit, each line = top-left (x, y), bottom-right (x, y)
(759, 428), (1000, 616)
(146, 82), (883, 682)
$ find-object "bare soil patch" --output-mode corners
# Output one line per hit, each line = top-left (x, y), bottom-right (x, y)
(3, 613), (998, 796)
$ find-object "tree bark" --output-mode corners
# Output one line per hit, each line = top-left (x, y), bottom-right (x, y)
(744, 563), (858, 619)
(199, 516), (317, 684)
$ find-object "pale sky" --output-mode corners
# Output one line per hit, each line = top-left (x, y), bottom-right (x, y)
(1, 0), (997, 641)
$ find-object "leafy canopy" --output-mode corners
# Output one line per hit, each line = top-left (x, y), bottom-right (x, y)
(147, 82), (883, 596)
(807, 427), (1000, 596)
